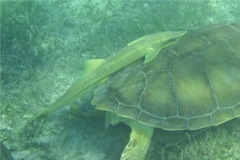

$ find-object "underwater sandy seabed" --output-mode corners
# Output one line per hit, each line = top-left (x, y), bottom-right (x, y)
(1, 103), (240, 160)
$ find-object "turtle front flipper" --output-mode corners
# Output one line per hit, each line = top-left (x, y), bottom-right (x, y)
(121, 120), (154, 160)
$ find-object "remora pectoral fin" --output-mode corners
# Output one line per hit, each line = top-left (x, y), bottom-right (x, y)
(144, 31), (187, 64)
(144, 47), (161, 64)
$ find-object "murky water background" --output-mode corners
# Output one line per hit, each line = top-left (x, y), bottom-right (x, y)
(1, 1), (240, 160)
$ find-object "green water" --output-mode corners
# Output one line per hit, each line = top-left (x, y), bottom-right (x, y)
(1, 1), (239, 160)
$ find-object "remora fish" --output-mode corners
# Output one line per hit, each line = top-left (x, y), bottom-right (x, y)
(29, 31), (186, 122)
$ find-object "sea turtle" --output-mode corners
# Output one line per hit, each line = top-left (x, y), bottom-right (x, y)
(30, 23), (240, 160)
(91, 23), (240, 160)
